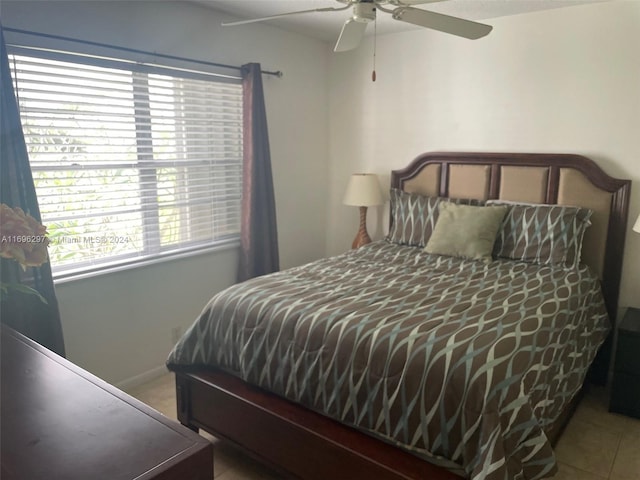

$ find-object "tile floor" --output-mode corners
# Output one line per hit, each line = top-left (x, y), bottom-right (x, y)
(126, 373), (640, 480)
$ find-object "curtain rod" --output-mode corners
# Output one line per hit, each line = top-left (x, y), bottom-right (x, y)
(3, 27), (283, 78)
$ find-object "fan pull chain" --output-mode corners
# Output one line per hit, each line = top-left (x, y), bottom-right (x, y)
(372, 12), (377, 82)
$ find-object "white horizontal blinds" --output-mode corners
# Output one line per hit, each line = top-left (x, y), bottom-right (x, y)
(9, 52), (243, 277)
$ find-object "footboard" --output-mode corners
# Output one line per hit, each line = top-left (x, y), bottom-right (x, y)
(175, 370), (462, 480)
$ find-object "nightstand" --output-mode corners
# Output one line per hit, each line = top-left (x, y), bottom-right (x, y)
(610, 307), (640, 418)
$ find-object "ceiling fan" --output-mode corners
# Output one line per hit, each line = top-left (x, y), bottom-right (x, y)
(221, 0), (493, 52)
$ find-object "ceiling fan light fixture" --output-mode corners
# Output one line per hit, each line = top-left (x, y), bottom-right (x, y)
(353, 2), (376, 22)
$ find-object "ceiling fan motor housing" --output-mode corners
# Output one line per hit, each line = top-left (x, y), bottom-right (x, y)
(353, 2), (376, 22)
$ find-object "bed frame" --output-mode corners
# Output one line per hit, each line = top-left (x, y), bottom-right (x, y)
(174, 152), (631, 480)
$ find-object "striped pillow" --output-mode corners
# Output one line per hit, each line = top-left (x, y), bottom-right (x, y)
(386, 189), (484, 247)
(489, 201), (592, 267)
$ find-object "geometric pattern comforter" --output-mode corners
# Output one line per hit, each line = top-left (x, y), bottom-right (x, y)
(167, 241), (609, 480)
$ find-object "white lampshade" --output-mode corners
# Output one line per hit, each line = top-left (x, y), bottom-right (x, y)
(343, 173), (383, 207)
(633, 214), (640, 233)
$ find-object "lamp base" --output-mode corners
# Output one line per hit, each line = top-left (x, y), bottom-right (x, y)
(351, 206), (372, 249)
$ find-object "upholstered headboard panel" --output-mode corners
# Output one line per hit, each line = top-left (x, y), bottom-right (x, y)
(391, 152), (631, 325)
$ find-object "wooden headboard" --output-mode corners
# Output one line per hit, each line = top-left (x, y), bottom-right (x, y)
(391, 152), (631, 354)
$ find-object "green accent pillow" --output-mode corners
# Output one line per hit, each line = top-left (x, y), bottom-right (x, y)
(424, 203), (508, 263)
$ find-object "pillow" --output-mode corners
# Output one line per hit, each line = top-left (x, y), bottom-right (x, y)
(386, 189), (484, 247)
(487, 201), (592, 267)
(424, 203), (508, 263)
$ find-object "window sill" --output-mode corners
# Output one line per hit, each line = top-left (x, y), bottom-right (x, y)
(53, 240), (240, 285)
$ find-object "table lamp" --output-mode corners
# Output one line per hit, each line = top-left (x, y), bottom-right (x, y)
(343, 173), (383, 249)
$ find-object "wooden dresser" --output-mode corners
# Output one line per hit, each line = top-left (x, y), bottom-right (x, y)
(1, 326), (213, 480)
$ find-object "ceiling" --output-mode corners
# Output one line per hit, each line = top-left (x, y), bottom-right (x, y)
(193, 0), (606, 43)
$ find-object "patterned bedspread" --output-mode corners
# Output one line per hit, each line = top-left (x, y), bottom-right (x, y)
(167, 241), (609, 480)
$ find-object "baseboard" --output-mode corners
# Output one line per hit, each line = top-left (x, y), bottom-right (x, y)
(115, 365), (170, 391)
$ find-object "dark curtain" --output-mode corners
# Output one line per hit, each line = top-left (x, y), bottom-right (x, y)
(237, 63), (279, 282)
(0, 25), (65, 356)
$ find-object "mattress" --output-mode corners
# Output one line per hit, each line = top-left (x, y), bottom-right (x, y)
(167, 241), (609, 480)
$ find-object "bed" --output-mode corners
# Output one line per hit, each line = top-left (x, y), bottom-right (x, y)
(166, 152), (631, 480)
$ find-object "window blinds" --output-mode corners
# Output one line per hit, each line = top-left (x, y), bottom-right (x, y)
(9, 50), (243, 279)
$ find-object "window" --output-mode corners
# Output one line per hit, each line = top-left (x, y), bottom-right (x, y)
(8, 48), (243, 279)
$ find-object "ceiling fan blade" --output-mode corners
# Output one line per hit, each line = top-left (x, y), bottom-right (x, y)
(334, 19), (368, 52)
(392, 7), (492, 39)
(222, 6), (349, 27)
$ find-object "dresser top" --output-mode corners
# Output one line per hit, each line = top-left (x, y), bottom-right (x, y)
(1, 326), (212, 480)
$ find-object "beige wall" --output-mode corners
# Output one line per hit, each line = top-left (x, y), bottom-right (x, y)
(327, 0), (639, 310)
(1, 0), (330, 385)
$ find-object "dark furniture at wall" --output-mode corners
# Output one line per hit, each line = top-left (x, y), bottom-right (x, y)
(610, 307), (640, 419)
(1, 326), (213, 480)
